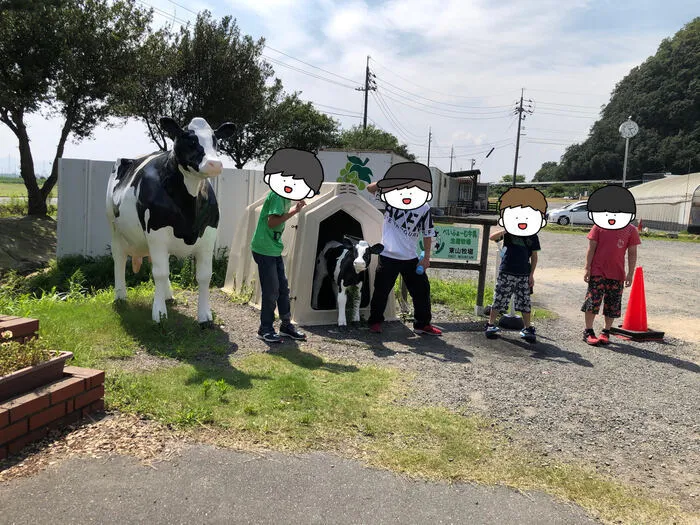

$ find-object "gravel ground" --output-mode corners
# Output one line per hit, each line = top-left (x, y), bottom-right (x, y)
(183, 230), (699, 512)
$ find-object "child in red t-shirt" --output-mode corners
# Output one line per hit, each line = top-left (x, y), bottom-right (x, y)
(581, 186), (641, 345)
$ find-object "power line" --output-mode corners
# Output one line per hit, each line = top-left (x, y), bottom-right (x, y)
(373, 90), (425, 140)
(264, 45), (362, 85)
(378, 89), (513, 121)
(263, 55), (359, 90)
(372, 73), (514, 111)
(370, 57), (518, 101)
(371, 91), (421, 145)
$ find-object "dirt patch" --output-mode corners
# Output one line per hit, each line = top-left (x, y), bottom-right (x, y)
(0, 216), (56, 273)
(0, 412), (185, 483)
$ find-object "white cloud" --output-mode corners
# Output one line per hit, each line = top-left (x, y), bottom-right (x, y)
(0, 0), (683, 182)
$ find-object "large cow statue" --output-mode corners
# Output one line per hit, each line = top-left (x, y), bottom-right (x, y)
(106, 116), (235, 326)
(312, 237), (383, 327)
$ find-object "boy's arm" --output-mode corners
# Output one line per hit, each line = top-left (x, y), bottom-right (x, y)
(529, 251), (538, 287)
(625, 244), (638, 287)
(367, 182), (378, 194)
(584, 239), (597, 282)
(267, 201), (305, 228)
(422, 237), (432, 269)
(489, 228), (505, 241)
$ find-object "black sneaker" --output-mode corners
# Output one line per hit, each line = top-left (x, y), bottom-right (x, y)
(258, 332), (282, 343)
(485, 323), (500, 339)
(280, 323), (307, 341)
(520, 325), (536, 343)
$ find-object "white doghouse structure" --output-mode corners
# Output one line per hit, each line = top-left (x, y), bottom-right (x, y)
(224, 182), (397, 326)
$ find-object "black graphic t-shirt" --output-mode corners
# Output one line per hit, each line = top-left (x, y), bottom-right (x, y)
(500, 232), (540, 275)
(381, 203), (436, 260)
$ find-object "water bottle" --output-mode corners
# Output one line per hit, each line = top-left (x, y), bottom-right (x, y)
(416, 250), (425, 275)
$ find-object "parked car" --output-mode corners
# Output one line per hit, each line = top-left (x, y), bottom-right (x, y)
(547, 201), (592, 225)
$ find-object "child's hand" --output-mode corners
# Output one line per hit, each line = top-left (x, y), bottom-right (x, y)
(294, 200), (306, 213)
(529, 275), (534, 288)
(625, 273), (633, 287)
(584, 269), (591, 282)
(422, 256), (430, 270)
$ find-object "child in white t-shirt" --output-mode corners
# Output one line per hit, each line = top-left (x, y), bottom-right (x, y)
(366, 162), (442, 336)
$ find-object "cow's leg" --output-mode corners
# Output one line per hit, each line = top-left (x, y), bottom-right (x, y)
(352, 282), (362, 323)
(149, 245), (170, 324)
(337, 284), (348, 327)
(111, 231), (128, 301)
(195, 250), (214, 327)
(312, 258), (327, 309)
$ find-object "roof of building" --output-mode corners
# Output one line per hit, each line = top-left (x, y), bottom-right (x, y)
(629, 173), (700, 203)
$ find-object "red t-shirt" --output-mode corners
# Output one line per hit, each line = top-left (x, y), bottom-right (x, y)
(588, 224), (641, 281)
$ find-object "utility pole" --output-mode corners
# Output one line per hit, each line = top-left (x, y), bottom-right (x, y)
(449, 145), (454, 172)
(511, 88), (534, 187)
(427, 127), (432, 166)
(470, 158), (476, 170)
(355, 55), (376, 130)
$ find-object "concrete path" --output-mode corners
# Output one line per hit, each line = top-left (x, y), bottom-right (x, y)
(0, 444), (598, 524)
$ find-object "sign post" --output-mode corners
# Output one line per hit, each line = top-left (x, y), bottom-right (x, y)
(398, 215), (497, 316)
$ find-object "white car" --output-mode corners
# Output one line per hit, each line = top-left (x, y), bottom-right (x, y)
(546, 200), (593, 225)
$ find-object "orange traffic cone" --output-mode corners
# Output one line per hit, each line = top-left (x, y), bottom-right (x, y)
(621, 267), (647, 331)
(610, 267), (665, 341)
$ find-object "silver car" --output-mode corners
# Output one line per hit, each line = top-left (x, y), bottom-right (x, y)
(547, 201), (592, 225)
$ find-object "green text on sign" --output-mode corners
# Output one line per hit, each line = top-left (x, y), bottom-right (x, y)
(418, 226), (480, 261)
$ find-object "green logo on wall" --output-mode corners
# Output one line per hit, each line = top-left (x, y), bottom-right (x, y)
(337, 155), (373, 190)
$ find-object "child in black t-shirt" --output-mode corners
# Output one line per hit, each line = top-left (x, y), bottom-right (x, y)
(485, 188), (547, 342)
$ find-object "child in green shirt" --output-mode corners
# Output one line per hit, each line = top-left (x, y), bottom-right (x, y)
(251, 148), (324, 343)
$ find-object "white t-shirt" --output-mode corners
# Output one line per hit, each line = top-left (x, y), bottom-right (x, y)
(378, 197), (436, 260)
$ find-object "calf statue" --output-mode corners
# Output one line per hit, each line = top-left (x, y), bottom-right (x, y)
(312, 237), (384, 327)
(106, 116), (235, 326)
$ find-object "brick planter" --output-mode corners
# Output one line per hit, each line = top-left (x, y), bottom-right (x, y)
(0, 315), (39, 343)
(0, 351), (74, 402)
(0, 366), (105, 460)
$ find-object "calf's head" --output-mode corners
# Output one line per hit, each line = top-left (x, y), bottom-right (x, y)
(343, 238), (384, 273)
(159, 116), (236, 178)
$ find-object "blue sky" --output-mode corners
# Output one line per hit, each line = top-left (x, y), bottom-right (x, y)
(1, 0), (697, 181)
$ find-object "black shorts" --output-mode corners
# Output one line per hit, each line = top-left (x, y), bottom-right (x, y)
(581, 275), (624, 318)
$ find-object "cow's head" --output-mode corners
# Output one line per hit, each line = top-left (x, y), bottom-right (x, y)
(343, 238), (384, 273)
(159, 117), (236, 178)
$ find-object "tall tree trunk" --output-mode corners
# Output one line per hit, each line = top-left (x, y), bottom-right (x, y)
(42, 116), (72, 202)
(14, 111), (46, 216)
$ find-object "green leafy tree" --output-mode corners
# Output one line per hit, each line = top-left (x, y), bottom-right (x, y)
(553, 18), (700, 180)
(336, 125), (416, 161)
(498, 174), (526, 184)
(269, 93), (340, 153)
(0, 0), (152, 215)
(532, 161), (559, 182)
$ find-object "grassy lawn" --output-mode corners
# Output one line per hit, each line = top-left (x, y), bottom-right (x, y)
(0, 274), (689, 524)
(0, 178), (58, 198)
(544, 223), (700, 243)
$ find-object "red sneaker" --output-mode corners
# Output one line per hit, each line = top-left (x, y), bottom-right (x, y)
(369, 323), (382, 334)
(583, 329), (599, 346)
(415, 325), (442, 336)
(597, 330), (610, 344)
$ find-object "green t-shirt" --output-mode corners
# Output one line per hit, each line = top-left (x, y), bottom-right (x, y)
(250, 191), (292, 256)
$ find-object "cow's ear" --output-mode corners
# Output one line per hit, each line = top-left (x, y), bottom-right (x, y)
(342, 238), (354, 250)
(370, 243), (384, 254)
(159, 117), (183, 140)
(214, 122), (236, 140)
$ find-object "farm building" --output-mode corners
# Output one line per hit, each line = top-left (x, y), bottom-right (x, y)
(630, 173), (700, 233)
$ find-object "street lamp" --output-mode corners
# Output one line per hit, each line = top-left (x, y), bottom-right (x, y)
(619, 117), (639, 187)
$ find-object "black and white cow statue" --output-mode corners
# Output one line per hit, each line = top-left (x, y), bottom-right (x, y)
(312, 237), (383, 327)
(106, 116), (235, 326)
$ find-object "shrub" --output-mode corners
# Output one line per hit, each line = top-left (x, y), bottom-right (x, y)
(0, 331), (60, 377)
